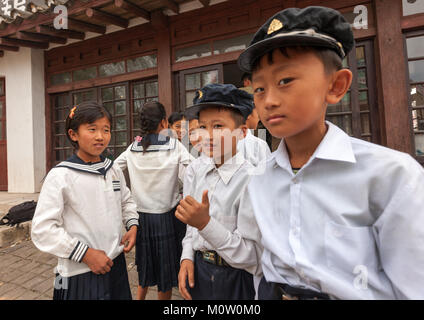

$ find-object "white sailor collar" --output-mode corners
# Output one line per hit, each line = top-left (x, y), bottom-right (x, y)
(130, 134), (176, 152)
(274, 121), (356, 172)
(55, 154), (114, 176)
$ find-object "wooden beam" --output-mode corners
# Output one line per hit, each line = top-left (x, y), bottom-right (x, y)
(0, 0), (113, 37)
(401, 13), (424, 32)
(17, 31), (67, 44)
(198, 0), (210, 7)
(36, 25), (85, 40)
(68, 18), (106, 34)
(0, 37), (49, 49)
(85, 8), (129, 28)
(114, 0), (150, 21)
(0, 44), (19, 52)
(162, 0), (179, 14)
(375, 0), (412, 153)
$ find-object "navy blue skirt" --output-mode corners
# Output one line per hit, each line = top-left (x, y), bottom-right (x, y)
(136, 207), (180, 292)
(53, 253), (132, 300)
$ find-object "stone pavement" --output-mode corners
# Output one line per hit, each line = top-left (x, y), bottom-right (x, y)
(0, 192), (182, 300)
(0, 239), (183, 300)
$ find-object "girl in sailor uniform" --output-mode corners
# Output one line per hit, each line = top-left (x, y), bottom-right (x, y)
(116, 101), (193, 300)
(31, 101), (139, 300)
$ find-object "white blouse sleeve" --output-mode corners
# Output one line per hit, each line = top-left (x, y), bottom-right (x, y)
(31, 170), (89, 263)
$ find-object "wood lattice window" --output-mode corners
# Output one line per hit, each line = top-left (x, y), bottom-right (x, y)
(405, 30), (424, 164)
(326, 40), (380, 143)
(51, 79), (158, 164)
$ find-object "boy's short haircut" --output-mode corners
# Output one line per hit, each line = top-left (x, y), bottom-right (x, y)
(251, 46), (343, 75)
(184, 110), (199, 122)
(199, 105), (245, 128)
(168, 111), (184, 125)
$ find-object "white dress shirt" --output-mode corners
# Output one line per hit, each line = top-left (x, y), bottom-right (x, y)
(31, 156), (138, 277)
(116, 135), (193, 213)
(237, 129), (271, 172)
(248, 121), (424, 299)
(181, 152), (263, 276)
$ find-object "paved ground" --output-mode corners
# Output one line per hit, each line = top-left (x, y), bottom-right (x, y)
(0, 192), (182, 300)
(0, 239), (182, 300)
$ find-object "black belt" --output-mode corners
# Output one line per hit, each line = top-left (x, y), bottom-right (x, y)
(274, 283), (330, 300)
(197, 250), (231, 267)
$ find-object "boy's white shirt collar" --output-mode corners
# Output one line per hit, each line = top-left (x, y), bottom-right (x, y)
(203, 152), (246, 185)
(274, 121), (356, 172)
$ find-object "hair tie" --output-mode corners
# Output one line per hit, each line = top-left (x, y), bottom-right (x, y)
(69, 106), (77, 119)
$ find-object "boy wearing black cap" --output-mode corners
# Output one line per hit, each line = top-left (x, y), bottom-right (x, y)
(238, 6), (424, 299)
(175, 83), (262, 300)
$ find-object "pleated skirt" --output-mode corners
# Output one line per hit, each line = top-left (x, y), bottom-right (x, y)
(53, 253), (132, 300)
(136, 207), (181, 293)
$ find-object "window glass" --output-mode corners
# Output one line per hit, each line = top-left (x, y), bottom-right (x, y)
(408, 60), (424, 83)
(127, 55), (157, 72)
(73, 67), (97, 82)
(406, 36), (424, 59)
(213, 34), (254, 54)
(99, 61), (125, 77)
(175, 43), (212, 62)
(50, 72), (71, 85)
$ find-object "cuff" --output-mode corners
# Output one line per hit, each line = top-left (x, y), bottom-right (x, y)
(180, 247), (195, 264)
(198, 217), (229, 249)
(126, 218), (139, 231)
(69, 241), (89, 263)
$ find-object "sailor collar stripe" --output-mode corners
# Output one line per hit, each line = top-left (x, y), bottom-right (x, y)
(130, 137), (176, 152)
(55, 157), (114, 176)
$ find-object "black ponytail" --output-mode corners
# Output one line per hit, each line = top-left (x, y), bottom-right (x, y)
(139, 101), (167, 153)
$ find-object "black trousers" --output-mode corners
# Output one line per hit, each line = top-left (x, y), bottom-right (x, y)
(258, 276), (330, 300)
(53, 253), (132, 300)
(188, 251), (255, 300)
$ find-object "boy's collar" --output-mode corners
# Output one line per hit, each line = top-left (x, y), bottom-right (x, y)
(56, 154), (114, 176)
(274, 121), (356, 171)
(205, 152), (246, 185)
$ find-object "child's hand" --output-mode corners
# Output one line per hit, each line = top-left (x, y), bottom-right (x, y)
(82, 248), (114, 275)
(178, 259), (195, 300)
(121, 225), (137, 253)
(176, 190), (210, 230)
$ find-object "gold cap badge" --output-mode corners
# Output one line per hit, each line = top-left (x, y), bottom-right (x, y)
(267, 19), (283, 35)
(198, 90), (203, 99)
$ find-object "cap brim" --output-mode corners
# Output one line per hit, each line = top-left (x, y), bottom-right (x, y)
(238, 34), (343, 73)
(185, 102), (247, 119)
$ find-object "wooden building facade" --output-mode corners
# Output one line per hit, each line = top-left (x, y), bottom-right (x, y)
(0, 0), (423, 192)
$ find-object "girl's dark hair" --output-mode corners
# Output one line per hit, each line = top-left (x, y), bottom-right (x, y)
(139, 101), (167, 153)
(168, 111), (184, 125)
(65, 101), (112, 149)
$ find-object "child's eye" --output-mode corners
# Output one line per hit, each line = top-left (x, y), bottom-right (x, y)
(213, 124), (223, 129)
(253, 87), (264, 94)
(279, 78), (294, 85)
(199, 125), (206, 129)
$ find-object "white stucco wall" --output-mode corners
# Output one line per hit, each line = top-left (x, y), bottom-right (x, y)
(0, 48), (46, 193)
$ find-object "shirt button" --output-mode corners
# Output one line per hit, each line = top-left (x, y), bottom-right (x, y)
(292, 178), (298, 184)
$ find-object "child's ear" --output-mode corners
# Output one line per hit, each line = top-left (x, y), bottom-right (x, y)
(238, 124), (248, 139)
(326, 69), (353, 105)
(68, 129), (78, 142)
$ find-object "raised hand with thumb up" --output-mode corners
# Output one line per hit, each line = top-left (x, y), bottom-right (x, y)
(176, 190), (211, 231)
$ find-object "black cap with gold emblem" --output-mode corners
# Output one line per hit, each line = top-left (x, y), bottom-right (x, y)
(185, 83), (254, 120)
(238, 6), (354, 73)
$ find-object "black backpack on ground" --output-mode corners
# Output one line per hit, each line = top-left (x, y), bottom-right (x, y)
(0, 200), (37, 227)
